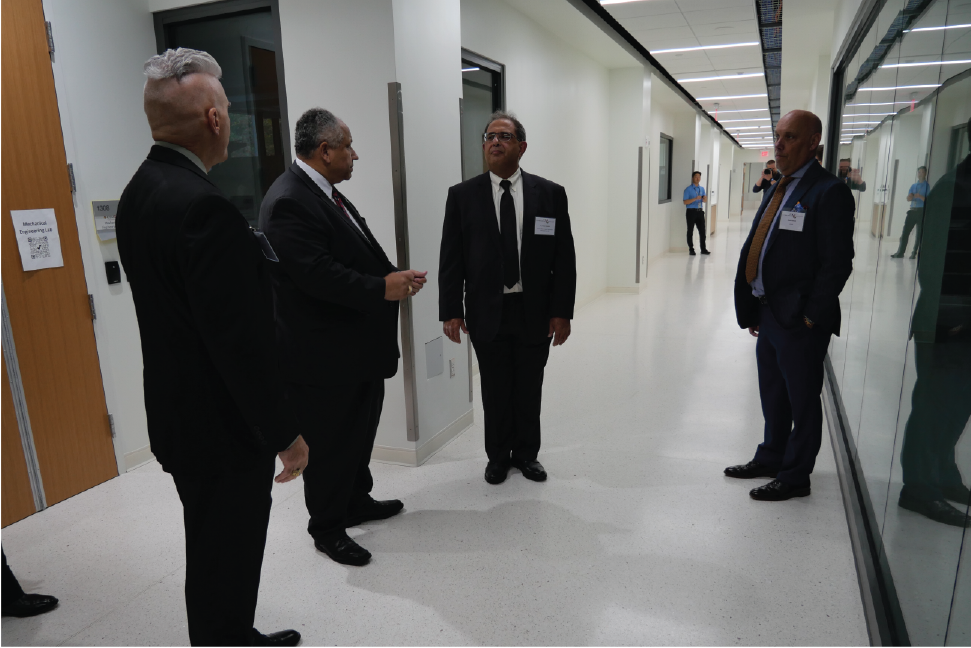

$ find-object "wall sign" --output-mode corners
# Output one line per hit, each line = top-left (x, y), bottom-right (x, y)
(92, 200), (118, 241)
(760, 150), (769, 158)
(10, 209), (64, 271)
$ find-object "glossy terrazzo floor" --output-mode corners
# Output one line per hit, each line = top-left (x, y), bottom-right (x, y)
(1, 219), (868, 646)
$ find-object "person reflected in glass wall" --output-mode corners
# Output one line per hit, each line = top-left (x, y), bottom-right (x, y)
(898, 119), (971, 528)
(891, 166), (930, 259)
(753, 159), (781, 193)
(838, 158), (867, 191)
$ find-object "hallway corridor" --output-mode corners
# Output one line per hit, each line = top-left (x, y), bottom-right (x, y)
(0, 220), (868, 646)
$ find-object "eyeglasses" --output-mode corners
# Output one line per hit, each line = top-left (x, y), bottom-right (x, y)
(483, 132), (517, 142)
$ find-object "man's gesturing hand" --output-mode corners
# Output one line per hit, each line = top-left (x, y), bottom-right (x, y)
(444, 318), (468, 344)
(748, 326), (760, 338)
(549, 317), (571, 346)
(275, 435), (309, 484)
(385, 270), (428, 301)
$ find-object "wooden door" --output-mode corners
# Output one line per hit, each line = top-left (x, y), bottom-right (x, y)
(1, 0), (118, 525)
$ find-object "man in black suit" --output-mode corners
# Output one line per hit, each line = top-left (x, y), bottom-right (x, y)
(117, 49), (307, 646)
(725, 110), (855, 501)
(439, 111), (577, 485)
(259, 108), (426, 567)
(753, 159), (781, 193)
(838, 158), (868, 191)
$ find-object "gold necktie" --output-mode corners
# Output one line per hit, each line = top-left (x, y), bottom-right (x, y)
(745, 175), (793, 284)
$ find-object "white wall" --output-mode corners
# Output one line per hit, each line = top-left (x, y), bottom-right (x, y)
(390, 0), (473, 462)
(607, 67), (647, 291)
(44, 0), (158, 472)
(461, 0), (612, 309)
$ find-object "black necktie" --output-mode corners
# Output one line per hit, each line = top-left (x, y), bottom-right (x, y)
(500, 179), (520, 289)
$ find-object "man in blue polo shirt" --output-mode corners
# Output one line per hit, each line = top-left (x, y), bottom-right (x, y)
(682, 171), (709, 255)
(892, 165), (930, 259)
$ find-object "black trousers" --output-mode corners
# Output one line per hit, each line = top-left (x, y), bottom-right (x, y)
(171, 454), (275, 647)
(472, 293), (553, 463)
(752, 304), (832, 487)
(686, 209), (706, 251)
(900, 341), (971, 502)
(286, 380), (384, 539)
(895, 208), (924, 256)
(2, 548), (25, 609)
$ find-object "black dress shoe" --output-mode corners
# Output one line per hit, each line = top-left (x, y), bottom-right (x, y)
(899, 492), (971, 527)
(724, 460), (777, 479)
(314, 532), (371, 566)
(346, 498), (404, 527)
(512, 458), (547, 482)
(254, 629), (301, 647)
(2, 593), (59, 618)
(750, 479), (811, 501)
(701, 249), (711, 255)
(689, 249), (697, 256)
(484, 460), (510, 485)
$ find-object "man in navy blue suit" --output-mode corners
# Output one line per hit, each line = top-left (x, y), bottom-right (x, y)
(724, 110), (856, 501)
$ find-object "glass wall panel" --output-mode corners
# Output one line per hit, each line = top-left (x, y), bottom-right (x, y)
(829, 0), (970, 642)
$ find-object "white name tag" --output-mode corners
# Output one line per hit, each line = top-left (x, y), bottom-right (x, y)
(535, 217), (556, 236)
(779, 209), (806, 232)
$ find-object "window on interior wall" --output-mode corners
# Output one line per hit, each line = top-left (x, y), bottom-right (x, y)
(154, 0), (290, 228)
(658, 134), (673, 203)
(460, 50), (504, 181)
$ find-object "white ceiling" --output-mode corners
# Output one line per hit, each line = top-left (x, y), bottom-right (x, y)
(600, 0), (771, 148)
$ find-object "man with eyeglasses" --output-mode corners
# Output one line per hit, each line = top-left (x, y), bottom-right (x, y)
(439, 110), (577, 485)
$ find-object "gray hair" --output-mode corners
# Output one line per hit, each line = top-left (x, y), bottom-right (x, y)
(144, 48), (222, 82)
(484, 110), (526, 142)
(294, 108), (345, 158)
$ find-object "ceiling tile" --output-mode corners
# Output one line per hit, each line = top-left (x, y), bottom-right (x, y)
(625, 25), (698, 43)
(617, 13), (689, 31)
(680, 6), (757, 25)
(676, 0), (753, 11)
(604, 1), (681, 19)
(690, 20), (760, 38)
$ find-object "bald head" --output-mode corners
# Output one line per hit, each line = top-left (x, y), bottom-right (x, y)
(142, 49), (230, 170)
(773, 110), (823, 175)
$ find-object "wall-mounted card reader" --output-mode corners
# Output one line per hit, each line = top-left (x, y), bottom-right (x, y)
(105, 261), (121, 285)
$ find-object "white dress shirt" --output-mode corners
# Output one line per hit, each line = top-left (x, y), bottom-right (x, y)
(295, 158), (364, 235)
(154, 141), (207, 174)
(490, 168), (524, 293)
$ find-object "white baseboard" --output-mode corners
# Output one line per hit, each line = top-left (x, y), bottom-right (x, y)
(124, 445), (155, 472)
(371, 408), (474, 467)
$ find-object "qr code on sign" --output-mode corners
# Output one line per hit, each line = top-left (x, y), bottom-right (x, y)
(28, 236), (50, 260)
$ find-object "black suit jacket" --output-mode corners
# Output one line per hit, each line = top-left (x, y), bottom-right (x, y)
(734, 160), (855, 336)
(753, 169), (782, 193)
(258, 163), (399, 387)
(439, 170), (577, 343)
(117, 146), (295, 475)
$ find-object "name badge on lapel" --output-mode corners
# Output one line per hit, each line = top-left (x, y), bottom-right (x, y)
(779, 202), (806, 232)
(535, 217), (556, 236)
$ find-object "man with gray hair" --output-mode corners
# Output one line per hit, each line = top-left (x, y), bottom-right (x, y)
(259, 108), (426, 566)
(117, 48), (307, 646)
(439, 110), (577, 485)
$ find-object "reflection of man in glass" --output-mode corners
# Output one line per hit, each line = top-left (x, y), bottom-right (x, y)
(891, 166), (930, 259)
(898, 119), (971, 528)
(838, 158), (867, 191)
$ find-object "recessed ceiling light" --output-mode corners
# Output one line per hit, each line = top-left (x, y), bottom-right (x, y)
(841, 112), (894, 116)
(677, 73), (763, 83)
(842, 120), (882, 124)
(881, 59), (971, 68)
(856, 84), (941, 91)
(652, 42), (760, 54)
(904, 23), (971, 32)
(461, 67), (479, 72)
(718, 118), (772, 122)
(697, 93), (768, 100)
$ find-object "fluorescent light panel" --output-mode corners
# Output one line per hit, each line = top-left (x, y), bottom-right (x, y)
(857, 84), (941, 91)
(697, 93), (767, 100)
(904, 23), (971, 32)
(653, 42), (760, 54)
(881, 59), (971, 68)
(718, 118), (772, 122)
(677, 72), (763, 83)
(461, 67), (479, 72)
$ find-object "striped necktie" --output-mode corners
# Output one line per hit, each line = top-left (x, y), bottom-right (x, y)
(745, 175), (793, 284)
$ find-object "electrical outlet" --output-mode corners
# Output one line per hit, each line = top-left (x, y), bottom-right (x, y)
(449, 358), (456, 378)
